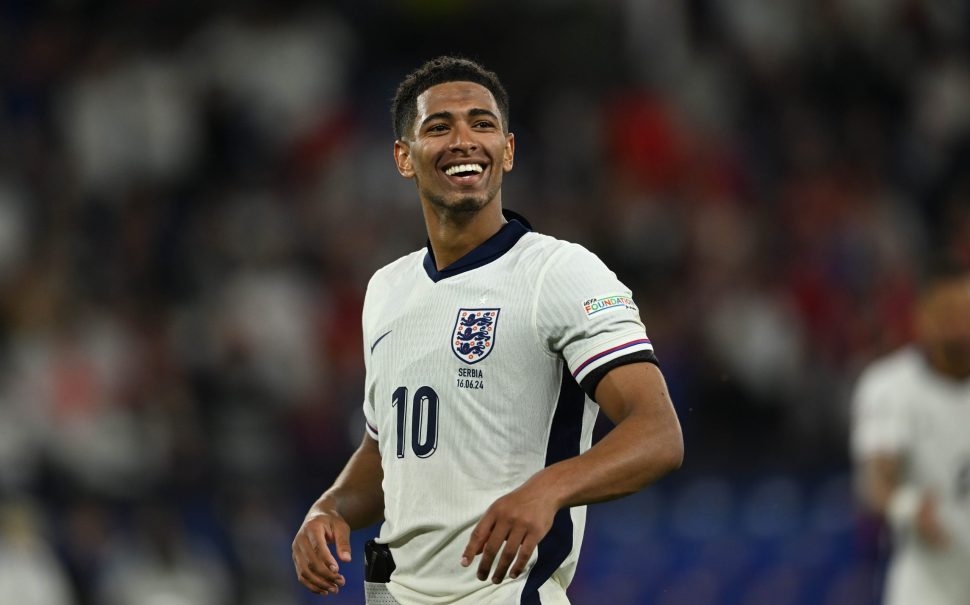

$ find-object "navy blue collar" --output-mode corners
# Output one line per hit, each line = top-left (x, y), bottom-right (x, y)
(423, 211), (532, 282)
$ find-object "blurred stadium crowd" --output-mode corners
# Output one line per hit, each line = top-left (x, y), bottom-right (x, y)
(0, 0), (968, 603)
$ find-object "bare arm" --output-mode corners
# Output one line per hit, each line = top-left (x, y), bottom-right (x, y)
(857, 452), (948, 548)
(314, 434), (385, 529)
(462, 362), (683, 583)
(292, 434), (384, 596)
(857, 453), (901, 515)
(536, 362), (683, 506)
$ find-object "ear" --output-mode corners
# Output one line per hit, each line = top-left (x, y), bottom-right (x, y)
(394, 140), (414, 178)
(502, 132), (515, 172)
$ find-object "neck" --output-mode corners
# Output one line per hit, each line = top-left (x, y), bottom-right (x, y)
(421, 196), (506, 270)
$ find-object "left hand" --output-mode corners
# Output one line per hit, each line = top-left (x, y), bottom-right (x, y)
(915, 492), (950, 549)
(460, 482), (559, 584)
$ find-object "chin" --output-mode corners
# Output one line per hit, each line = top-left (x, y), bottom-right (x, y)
(451, 196), (489, 213)
(425, 190), (494, 215)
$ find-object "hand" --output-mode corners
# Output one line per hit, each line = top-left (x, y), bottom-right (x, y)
(460, 482), (559, 584)
(292, 508), (351, 596)
(916, 493), (950, 549)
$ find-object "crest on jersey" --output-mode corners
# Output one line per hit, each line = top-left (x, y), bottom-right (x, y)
(451, 308), (500, 364)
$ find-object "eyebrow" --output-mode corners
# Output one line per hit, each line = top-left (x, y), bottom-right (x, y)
(419, 108), (501, 129)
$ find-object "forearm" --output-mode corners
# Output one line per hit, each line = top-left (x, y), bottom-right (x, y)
(460, 363), (683, 584)
(531, 410), (683, 509)
(528, 362), (683, 509)
(310, 435), (385, 530)
(294, 435), (382, 594)
(856, 453), (936, 538)
(857, 454), (901, 516)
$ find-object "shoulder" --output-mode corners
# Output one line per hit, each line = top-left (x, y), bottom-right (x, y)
(854, 346), (924, 409)
(851, 347), (925, 455)
(361, 248), (425, 333)
(524, 234), (627, 307)
(519, 231), (601, 259)
(367, 248), (425, 292)
(362, 249), (425, 324)
(516, 232), (614, 280)
(857, 347), (922, 390)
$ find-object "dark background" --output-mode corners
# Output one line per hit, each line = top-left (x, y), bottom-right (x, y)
(0, 0), (968, 603)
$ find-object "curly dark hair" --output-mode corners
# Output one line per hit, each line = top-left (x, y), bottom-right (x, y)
(391, 56), (510, 140)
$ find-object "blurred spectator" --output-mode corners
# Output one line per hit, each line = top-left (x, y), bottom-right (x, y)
(60, 40), (200, 195)
(189, 6), (354, 153)
(96, 503), (231, 605)
(227, 489), (300, 605)
(0, 499), (76, 605)
(5, 308), (165, 500)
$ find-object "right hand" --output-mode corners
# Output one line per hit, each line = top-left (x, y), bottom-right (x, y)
(916, 493), (950, 549)
(292, 508), (352, 595)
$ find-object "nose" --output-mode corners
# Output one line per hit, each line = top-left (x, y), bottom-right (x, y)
(448, 123), (477, 153)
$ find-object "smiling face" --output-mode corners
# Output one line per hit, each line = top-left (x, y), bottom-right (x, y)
(394, 81), (514, 216)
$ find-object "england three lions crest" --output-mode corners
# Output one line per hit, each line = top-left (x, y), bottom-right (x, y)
(452, 308), (500, 364)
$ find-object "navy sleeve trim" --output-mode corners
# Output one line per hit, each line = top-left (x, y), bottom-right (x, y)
(578, 350), (659, 400)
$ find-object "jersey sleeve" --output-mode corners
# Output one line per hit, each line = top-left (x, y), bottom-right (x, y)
(535, 243), (657, 398)
(850, 363), (912, 459)
(361, 276), (380, 441)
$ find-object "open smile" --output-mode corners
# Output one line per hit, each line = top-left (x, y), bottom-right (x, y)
(441, 162), (488, 186)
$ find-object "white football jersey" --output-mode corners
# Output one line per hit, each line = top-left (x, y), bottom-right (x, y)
(361, 216), (656, 605)
(851, 346), (970, 605)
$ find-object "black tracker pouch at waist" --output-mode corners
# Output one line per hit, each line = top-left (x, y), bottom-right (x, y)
(364, 539), (396, 583)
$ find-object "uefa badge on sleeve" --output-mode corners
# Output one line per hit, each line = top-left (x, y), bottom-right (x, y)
(451, 308), (500, 364)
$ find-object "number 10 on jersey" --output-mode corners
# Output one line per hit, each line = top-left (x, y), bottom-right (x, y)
(392, 386), (439, 459)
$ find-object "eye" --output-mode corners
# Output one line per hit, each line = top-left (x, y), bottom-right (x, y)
(473, 120), (495, 129)
(427, 123), (449, 134)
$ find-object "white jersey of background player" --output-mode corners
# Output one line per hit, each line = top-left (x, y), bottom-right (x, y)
(292, 56), (684, 604)
(851, 264), (970, 605)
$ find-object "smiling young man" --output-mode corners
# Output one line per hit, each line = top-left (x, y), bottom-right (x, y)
(292, 56), (684, 604)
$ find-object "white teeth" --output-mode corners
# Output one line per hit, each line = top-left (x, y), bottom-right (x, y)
(444, 163), (484, 176)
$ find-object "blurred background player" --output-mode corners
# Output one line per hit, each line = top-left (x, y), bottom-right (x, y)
(851, 259), (970, 604)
